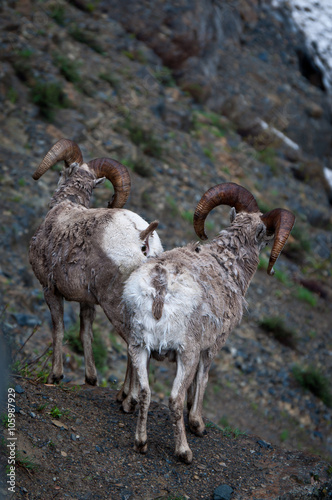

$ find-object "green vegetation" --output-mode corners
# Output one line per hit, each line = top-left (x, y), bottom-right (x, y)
(293, 286), (317, 307)
(1, 413), (9, 428)
(206, 421), (246, 438)
(154, 66), (176, 87)
(69, 25), (105, 54)
(13, 49), (34, 82)
(280, 429), (289, 442)
(193, 110), (232, 138)
(15, 451), (39, 472)
(122, 49), (147, 64)
(31, 80), (71, 120)
(259, 316), (298, 349)
(122, 156), (153, 178)
(64, 322), (107, 372)
(53, 53), (82, 83)
(49, 3), (66, 25)
(255, 147), (277, 173)
(50, 406), (69, 419)
(7, 87), (18, 104)
(203, 146), (215, 162)
(292, 365), (332, 407)
(121, 116), (163, 158)
(99, 72), (120, 89)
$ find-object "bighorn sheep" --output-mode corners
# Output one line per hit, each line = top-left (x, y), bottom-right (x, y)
(29, 139), (163, 387)
(123, 183), (295, 463)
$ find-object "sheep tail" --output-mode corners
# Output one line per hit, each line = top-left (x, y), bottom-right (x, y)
(152, 264), (168, 320)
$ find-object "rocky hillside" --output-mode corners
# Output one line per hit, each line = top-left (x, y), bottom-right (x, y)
(0, 0), (332, 496)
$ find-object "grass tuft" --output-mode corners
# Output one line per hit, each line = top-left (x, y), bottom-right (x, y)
(259, 316), (298, 349)
(292, 365), (332, 407)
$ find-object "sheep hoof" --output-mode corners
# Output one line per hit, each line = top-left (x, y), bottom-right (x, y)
(122, 396), (138, 414)
(116, 388), (126, 402)
(134, 440), (148, 454)
(85, 376), (98, 386)
(177, 449), (193, 464)
(47, 373), (63, 384)
(189, 419), (206, 437)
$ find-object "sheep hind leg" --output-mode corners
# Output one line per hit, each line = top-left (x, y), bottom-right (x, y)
(79, 303), (98, 386)
(170, 350), (200, 464)
(44, 288), (65, 384)
(188, 351), (212, 437)
(121, 356), (138, 413)
(129, 346), (150, 454)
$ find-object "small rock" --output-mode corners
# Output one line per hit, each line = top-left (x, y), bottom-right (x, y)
(95, 445), (104, 453)
(13, 313), (42, 327)
(29, 412), (36, 418)
(15, 385), (24, 394)
(61, 451), (67, 457)
(213, 484), (233, 500)
(257, 439), (272, 449)
(71, 433), (77, 441)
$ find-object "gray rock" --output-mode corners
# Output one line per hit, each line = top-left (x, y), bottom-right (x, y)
(13, 313), (42, 327)
(214, 484), (233, 500)
(15, 384), (24, 394)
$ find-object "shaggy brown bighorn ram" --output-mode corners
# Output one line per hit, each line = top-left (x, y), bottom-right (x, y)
(123, 182), (295, 463)
(29, 139), (163, 387)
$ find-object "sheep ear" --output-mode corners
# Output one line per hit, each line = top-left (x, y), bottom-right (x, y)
(230, 207), (236, 223)
(94, 177), (105, 188)
(255, 223), (266, 241)
(140, 221), (159, 241)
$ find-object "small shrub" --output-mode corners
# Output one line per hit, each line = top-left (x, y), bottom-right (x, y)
(49, 4), (66, 25)
(1, 414), (9, 428)
(31, 81), (71, 120)
(255, 147), (277, 173)
(181, 210), (193, 224)
(280, 429), (289, 442)
(292, 365), (332, 407)
(13, 50), (34, 82)
(69, 25), (105, 54)
(16, 451), (39, 472)
(122, 157), (153, 178)
(259, 316), (298, 349)
(154, 66), (176, 87)
(121, 117), (163, 158)
(53, 53), (81, 83)
(99, 72), (119, 89)
(294, 286), (317, 307)
(50, 406), (69, 419)
(122, 49), (147, 64)
(7, 87), (18, 103)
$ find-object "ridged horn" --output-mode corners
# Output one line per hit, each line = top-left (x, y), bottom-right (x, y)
(87, 158), (131, 209)
(32, 139), (83, 180)
(194, 182), (259, 240)
(261, 208), (295, 276)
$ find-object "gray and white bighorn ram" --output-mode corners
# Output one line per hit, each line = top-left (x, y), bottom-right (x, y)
(123, 183), (295, 463)
(29, 139), (163, 388)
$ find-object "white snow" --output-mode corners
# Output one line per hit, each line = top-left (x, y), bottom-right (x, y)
(272, 0), (332, 92)
(324, 166), (332, 190)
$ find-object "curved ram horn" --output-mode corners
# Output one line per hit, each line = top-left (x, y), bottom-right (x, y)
(261, 208), (295, 276)
(193, 182), (259, 240)
(88, 158), (131, 209)
(32, 139), (83, 180)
